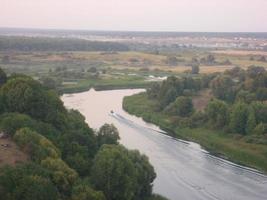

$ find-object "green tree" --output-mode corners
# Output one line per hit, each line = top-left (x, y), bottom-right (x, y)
(40, 76), (57, 89)
(14, 128), (60, 162)
(254, 123), (267, 135)
(191, 64), (200, 74)
(41, 157), (78, 194)
(0, 77), (68, 130)
(158, 76), (184, 108)
(0, 112), (59, 139)
(0, 68), (7, 86)
(250, 102), (267, 124)
(230, 102), (248, 134)
(91, 145), (137, 200)
(165, 96), (193, 117)
(235, 90), (256, 104)
(165, 56), (178, 66)
(206, 54), (215, 64)
(0, 163), (59, 200)
(210, 75), (236, 102)
(147, 82), (160, 99)
(71, 181), (106, 200)
(246, 107), (256, 134)
(128, 150), (156, 199)
(97, 123), (120, 147)
(206, 99), (228, 128)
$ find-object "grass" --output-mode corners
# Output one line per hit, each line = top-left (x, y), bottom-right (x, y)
(59, 75), (151, 93)
(123, 92), (267, 173)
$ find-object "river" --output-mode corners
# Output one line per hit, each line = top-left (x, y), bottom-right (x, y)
(62, 89), (267, 200)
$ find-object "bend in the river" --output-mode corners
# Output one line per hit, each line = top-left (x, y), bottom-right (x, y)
(62, 89), (267, 200)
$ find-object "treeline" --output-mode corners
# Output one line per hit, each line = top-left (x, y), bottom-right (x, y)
(0, 69), (167, 200)
(0, 36), (129, 51)
(147, 65), (267, 137)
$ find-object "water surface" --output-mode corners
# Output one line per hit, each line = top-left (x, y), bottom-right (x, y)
(62, 89), (267, 200)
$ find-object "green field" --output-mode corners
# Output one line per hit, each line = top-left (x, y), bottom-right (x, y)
(1, 50), (267, 93)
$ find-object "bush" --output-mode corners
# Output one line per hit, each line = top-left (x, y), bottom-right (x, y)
(91, 145), (156, 200)
(97, 123), (120, 147)
(14, 128), (60, 162)
(0, 163), (59, 200)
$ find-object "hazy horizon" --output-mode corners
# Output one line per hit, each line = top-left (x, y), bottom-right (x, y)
(1, 0), (267, 32)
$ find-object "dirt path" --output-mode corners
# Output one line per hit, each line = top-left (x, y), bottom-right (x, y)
(0, 137), (28, 167)
(192, 89), (213, 111)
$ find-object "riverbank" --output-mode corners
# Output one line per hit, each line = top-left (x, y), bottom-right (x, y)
(123, 92), (267, 173)
(59, 78), (150, 94)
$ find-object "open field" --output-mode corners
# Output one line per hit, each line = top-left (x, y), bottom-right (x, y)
(212, 50), (267, 56)
(1, 49), (266, 93)
(1, 50), (267, 73)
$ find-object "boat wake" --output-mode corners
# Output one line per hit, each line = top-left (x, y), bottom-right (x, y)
(110, 111), (267, 180)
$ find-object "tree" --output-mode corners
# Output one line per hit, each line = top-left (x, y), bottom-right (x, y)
(246, 66), (266, 78)
(206, 54), (215, 64)
(250, 101), (267, 124)
(147, 82), (160, 99)
(206, 99), (228, 128)
(165, 56), (178, 66)
(91, 145), (137, 200)
(160, 87), (177, 108)
(0, 68), (7, 86)
(128, 150), (156, 199)
(0, 163), (59, 200)
(91, 145), (156, 200)
(40, 76), (57, 89)
(88, 67), (97, 73)
(258, 56), (266, 62)
(210, 75), (236, 102)
(229, 102), (248, 134)
(235, 90), (256, 104)
(97, 124), (120, 147)
(191, 64), (200, 74)
(165, 96), (193, 117)
(256, 88), (267, 101)
(0, 112), (59, 139)
(254, 123), (267, 135)
(14, 128), (60, 162)
(246, 107), (256, 134)
(41, 157), (78, 193)
(0, 77), (67, 129)
(71, 181), (106, 200)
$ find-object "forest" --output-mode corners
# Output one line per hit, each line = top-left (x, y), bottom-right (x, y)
(0, 36), (129, 52)
(0, 68), (167, 200)
(123, 65), (267, 172)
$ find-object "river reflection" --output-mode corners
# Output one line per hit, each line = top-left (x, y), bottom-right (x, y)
(62, 89), (267, 200)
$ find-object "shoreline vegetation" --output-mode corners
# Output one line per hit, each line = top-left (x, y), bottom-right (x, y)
(0, 69), (168, 200)
(123, 92), (267, 174)
(59, 78), (150, 94)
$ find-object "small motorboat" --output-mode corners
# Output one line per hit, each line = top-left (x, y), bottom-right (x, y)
(110, 110), (114, 114)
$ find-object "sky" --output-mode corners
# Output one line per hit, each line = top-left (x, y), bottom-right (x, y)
(1, 0), (267, 32)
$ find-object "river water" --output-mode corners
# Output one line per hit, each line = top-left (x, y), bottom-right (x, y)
(62, 89), (267, 200)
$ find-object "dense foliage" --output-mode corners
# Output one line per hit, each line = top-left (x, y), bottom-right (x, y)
(146, 66), (267, 136)
(0, 69), (164, 200)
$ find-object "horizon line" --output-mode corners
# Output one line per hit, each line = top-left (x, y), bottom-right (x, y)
(1, 26), (267, 34)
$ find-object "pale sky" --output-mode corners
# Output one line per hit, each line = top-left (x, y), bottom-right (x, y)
(1, 0), (267, 32)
